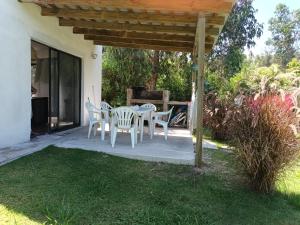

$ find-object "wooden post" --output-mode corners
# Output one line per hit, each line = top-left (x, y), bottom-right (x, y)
(191, 54), (196, 98)
(127, 88), (133, 106)
(190, 54), (197, 133)
(187, 102), (191, 129)
(163, 90), (170, 112)
(195, 15), (206, 168)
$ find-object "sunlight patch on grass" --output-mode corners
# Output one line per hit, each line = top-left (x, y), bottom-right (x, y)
(192, 128), (231, 150)
(276, 159), (300, 208)
(0, 204), (40, 225)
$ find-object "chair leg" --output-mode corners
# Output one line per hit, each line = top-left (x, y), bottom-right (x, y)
(112, 128), (117, 148)
(130, 128), (135, 149)
(135, 119), (139, 144)
(163, 125), (168, 141)
(101, 121), (105, 141)
(152, 123), (156, 138)
(110, 121), (114, 143)
(93, 124), (97, 136)
(88, 123), (92, 139)
(110, 126), (113, 145)
(150, 121), (154, 139)
(140, 117), (144, 143)
(134, 121), (138, 144)
(134, 129), (138, 144)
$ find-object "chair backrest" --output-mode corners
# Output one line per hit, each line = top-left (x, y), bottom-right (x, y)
(100, 101), (112, 121)
(166, 106), (174, 124)
(112, 107), (136, 129)
(141, 103), (157, 111)
(100, 101), (112, 111)
(85, 101), (101, 122)
(130, 105), (139, 111)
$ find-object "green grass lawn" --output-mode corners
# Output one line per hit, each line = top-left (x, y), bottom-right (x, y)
(0, 146), (299, 225)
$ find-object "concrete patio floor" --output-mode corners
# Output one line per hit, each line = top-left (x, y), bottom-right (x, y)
(0, 126), (218, 166)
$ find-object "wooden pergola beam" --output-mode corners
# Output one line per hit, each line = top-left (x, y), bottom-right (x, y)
(73, 28), (196, 43)
(85, 35), (194, 48)
(86, 35), (213, 50)
(74, 28), (215, 45)
(60, 19), (197, 35)
(60, 19), (220, 36)
(93, 40), (195, 52)
(41, 7), (225, 26)
(20, 0), (235, 14)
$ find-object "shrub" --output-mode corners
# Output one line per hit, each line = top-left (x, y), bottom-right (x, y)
(204, 92), (233, 140)
(230, 95), (299, 193)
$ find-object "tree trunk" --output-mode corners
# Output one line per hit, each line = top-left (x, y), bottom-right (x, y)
(147, 50), (160, 91)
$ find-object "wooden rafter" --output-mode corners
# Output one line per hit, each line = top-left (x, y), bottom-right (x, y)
(19, 0), (236, 52)
(41, 7), (225, 26)
(93, 40), (195, 52)
(74, 28), (215, 45)
(73, 28), (196, 43)
(20, 0), (235, 13)
(59, 19), (196, 35)
(60, 19), (220, 37)
(85, 35), (194, 48)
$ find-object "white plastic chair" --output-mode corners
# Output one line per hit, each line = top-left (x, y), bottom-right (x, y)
(85, 101), (106, 140)
(111, 107), (138, 148)
(152, 106), (174, 140)
(100, 101), (112, 121)
(100, 101), (113, 130)
(130, 105), (140, 111)
(141, 103), (157, 138)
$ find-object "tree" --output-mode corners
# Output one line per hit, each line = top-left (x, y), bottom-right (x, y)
(102, 47), (152, 106)
(287, 58), (300, 75)
(156, 52), (192, 101)
(267, 4), (300, 67)
(102, 47), (193, 105)
(146, 50), (160, 91)
(208, 0), (263, 78)
(254, 52), (273, 67)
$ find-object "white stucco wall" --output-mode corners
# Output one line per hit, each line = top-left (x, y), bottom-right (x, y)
(0, 1), (102, 148)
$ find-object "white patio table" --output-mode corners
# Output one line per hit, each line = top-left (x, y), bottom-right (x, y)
(110, 106), (154, 145)
(132, 106), (154, 143)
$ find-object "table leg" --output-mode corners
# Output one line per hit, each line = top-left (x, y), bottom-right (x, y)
(140, 115), (144, 142)
(134, 116), (138, 144)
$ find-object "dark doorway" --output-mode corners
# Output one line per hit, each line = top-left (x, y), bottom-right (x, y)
(49, 49), (81, 132)
(31, 41), (50, 137)
(31, 41), (81, 137)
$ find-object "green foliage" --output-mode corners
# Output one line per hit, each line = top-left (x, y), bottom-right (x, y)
(206, 59), (255, 99)
(207, 58), (300, 101)
(206, 71), (232, 99)
(287, 58), (300, 75)
(208, 0), (263, 78)
(239, 63), (300, 96)
(102, 47), (152, 106)
(254, 52), (273, 67)
(102, 47), (193, 105)
(267, 4), (300, 67)
(156, 52), (192, 101)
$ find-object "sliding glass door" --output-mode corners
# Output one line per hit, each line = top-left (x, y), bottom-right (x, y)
(49, 49), (81, 132)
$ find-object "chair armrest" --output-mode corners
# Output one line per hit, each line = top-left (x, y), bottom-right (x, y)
(153, 111), (169, 120)
(91, 110), (107, 121)
(90, 109), (103, 114)
(153, 111), (170, 116)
